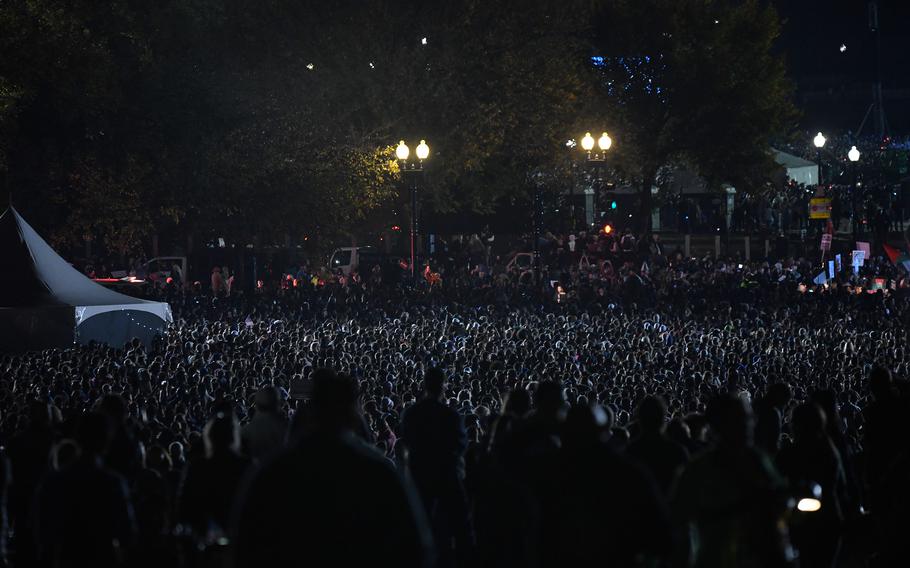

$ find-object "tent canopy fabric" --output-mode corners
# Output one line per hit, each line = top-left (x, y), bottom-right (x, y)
(0, 207), (171, 350)
(773, 149), (819, 186)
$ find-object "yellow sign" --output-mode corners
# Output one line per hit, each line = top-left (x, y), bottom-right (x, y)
(809, 198), (832, 219)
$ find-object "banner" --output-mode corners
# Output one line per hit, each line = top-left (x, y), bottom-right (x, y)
(809, 198), (832, 219)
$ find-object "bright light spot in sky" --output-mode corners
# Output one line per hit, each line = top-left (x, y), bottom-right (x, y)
(566, 139), (576, 148)
(839, 44), (847, 53)
(306, 63), (315, 70)
(369, 62), (375, 69)
(714, 20), (719, 24)
(421, 37), (427, 45)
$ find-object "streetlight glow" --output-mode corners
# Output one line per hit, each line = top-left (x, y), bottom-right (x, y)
(581, 132), (595, 151)
(598, 132), (612, 151)
(813, 132), (827, 149)
(848, 145), (860, 162)
(396, 140), (410, 161)
(797, 498), (822, 512)
(416, 139), (430, 160)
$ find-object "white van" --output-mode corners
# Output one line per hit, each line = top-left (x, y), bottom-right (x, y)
(328, 247), (374, 275)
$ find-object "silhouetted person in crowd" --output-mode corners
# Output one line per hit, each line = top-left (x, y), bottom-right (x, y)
(34, 412), (137, 568)
(673, 394), (793, 568)
(179, 412), (251, 537)
(96, 393), (142, 480)
(177, 412), (251, 567)
(755, 383), (792, 458)
(542, 404), (672, 567)
(862, 366), (904, 513)
(400, 367), (472, 567)
(627, 395), (689, 496)
(232, 370), (432, 568)
(240, 386), (288, 460)
(777, 403), (846, 568)
(6, 400), (54, 566)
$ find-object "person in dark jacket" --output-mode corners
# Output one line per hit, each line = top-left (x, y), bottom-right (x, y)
(178, 411), (251, 540)
(627, 395), (689, 496)
(400, 368), (472, 566)
(34, 412), (137, 568)
(232, 370), (432, 568)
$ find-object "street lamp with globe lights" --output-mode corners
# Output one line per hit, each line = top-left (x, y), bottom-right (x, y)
(813, 132), (826, 185)
(576, 131), (613, 231)
(581, 131), (612, 162)
(848, 145), (861, 243)
(396, 139), (430, 278)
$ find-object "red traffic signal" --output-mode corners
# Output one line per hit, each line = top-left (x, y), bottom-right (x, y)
(602, 224), (614, 235)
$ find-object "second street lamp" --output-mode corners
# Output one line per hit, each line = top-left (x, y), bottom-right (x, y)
(813, 131), (826, 186)
(577, 131), (613, 230)
(396, 139), (430, 278)
(848, 145), (860, 244)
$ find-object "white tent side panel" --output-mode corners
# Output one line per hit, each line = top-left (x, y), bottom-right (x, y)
(75, 303), (173, 325)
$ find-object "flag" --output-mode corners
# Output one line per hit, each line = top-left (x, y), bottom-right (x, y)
(813, 271), (827, 285)
(883, 244), (910, 273)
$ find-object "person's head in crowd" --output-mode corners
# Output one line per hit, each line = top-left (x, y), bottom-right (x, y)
(706, 394), (754, 449)
(145, 445), (173, 474)
(51, 439), (81, 471)
(75, 412), (114, 459)
(423, 368), (447, 401)
(310, 369), (360, 434)
(869, 366), (894, 400)
(254, 387), (281, 415)
(765, 383), (792, 410)
(97, 393), (129, 425)
(790, 403), (827, 444)
(501, 388), (530, 418)
(534, 381), (567, 420)
(636, 395), (668, 435)
(27, 399), (52, 428)
(204, 412), (240, 457)
(563, 404), (610, 448)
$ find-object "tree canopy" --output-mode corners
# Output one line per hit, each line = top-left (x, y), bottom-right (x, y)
(0, 0), (795, 253)
(592, 0), (798, 230)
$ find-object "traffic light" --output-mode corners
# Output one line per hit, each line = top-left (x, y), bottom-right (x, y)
(610, 200), (617, 210)
(602, 223), (614, 235)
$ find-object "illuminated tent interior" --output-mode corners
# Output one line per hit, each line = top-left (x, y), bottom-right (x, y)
(0, 207), (172, 352)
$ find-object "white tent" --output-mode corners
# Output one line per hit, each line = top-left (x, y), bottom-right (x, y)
(773, 149), (819, 186)
(1, 207), (172, 350)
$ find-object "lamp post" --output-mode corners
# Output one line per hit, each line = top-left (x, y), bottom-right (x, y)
(813, 132), (826, 186)
(848, 145), (860, 244)
(578, 132), (612, 231)
(396, 139), (430, 278)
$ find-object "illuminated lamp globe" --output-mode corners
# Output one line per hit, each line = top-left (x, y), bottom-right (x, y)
(598, 132), (612, 151)
(396, 140), (410, 161)
(581, 132), (595, 151)
(848, 145), (860, 162)
(813, 132), (826, 149)
(797, 498), (821, 512)
(416, 139), (430, 160)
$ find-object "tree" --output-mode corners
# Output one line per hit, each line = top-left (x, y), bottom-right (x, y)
(592, 0), (797, 232)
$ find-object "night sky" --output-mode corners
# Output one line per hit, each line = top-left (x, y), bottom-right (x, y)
(774, 0), (910, 135)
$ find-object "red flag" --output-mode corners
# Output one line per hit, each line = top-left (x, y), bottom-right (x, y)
(883, 244), (910, 273)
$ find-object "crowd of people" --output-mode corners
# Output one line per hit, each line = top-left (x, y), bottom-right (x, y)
(3, 242), (910, 567)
